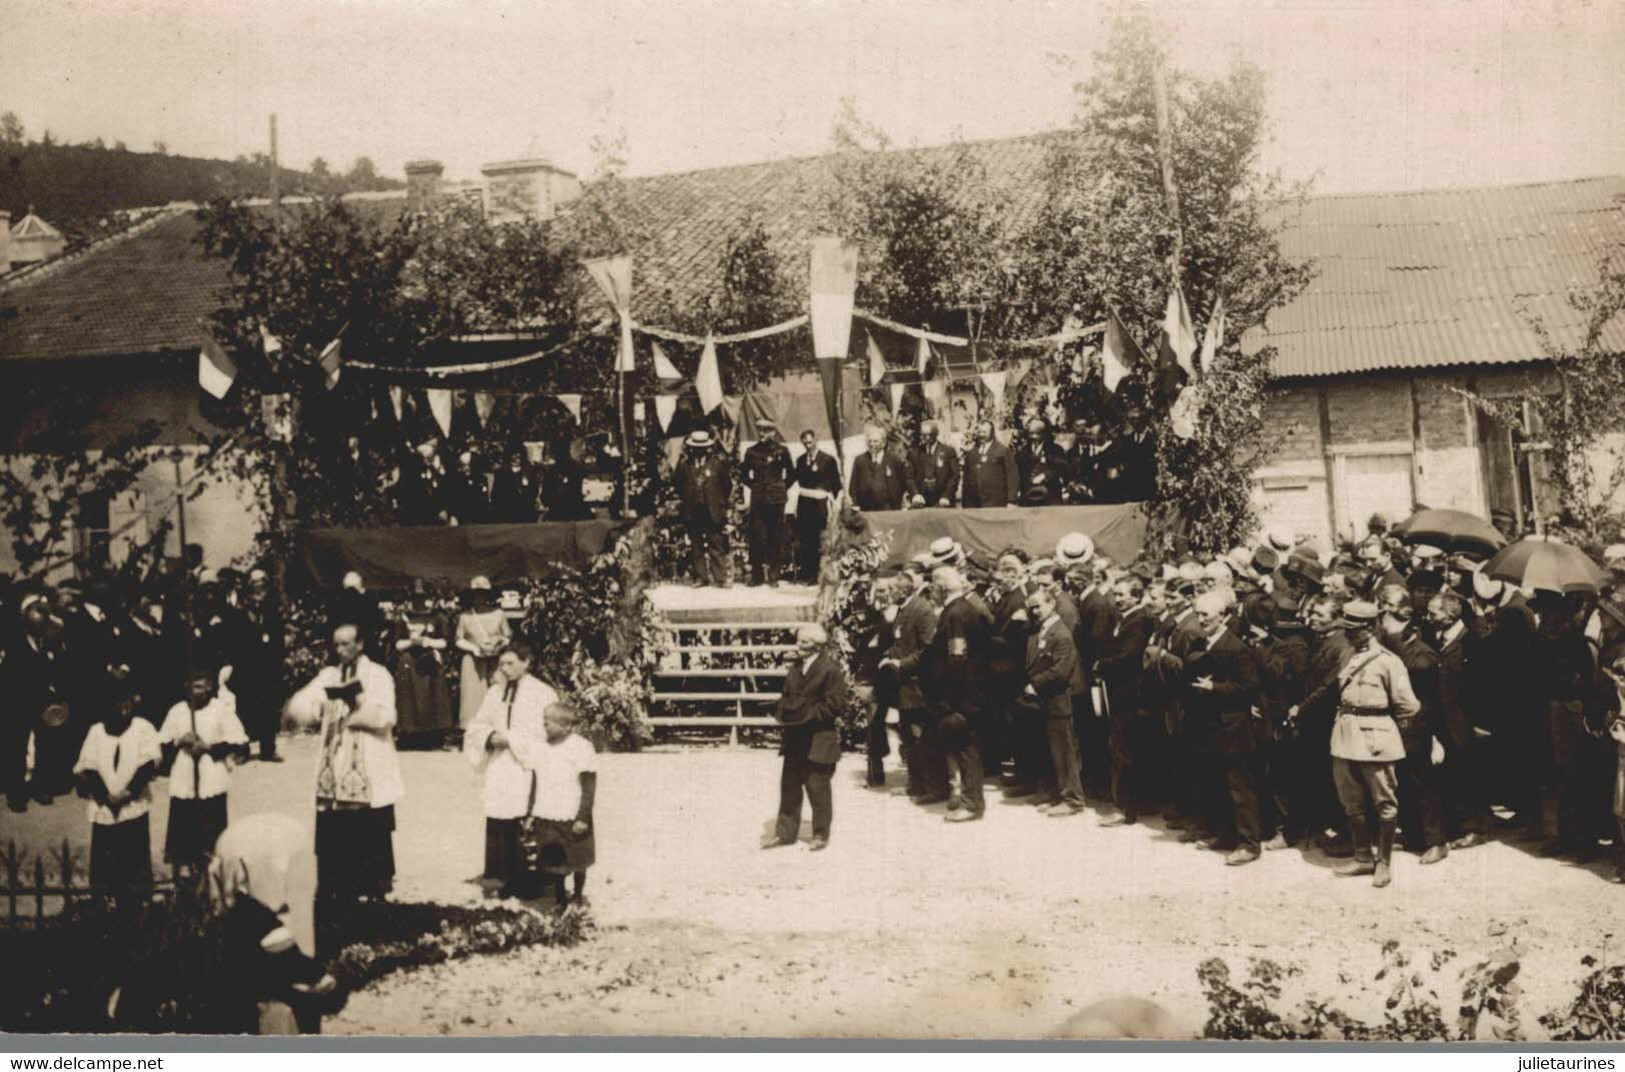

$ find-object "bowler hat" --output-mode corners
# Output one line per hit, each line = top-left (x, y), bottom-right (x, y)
(1251, 546), (1280, 573)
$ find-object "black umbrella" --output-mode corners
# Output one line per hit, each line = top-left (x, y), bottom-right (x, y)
(1391, 508), (1506, 556)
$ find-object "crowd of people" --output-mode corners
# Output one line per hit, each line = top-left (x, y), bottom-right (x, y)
(0, 561), (600, 914)
(673, 415), (1155, 588)
(809, 521), (1625, 888)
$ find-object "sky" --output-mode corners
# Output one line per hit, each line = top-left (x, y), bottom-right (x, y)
(2, 0), (1623, 194)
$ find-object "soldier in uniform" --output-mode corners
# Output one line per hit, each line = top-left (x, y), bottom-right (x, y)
(789, 430), (841, 584)
(849, 426), (907, 512)
(674, 431), (732, 587)
(906, 420), (960, 508)
(740, 418), (792, 587)
(1327, 600), (1421, 888)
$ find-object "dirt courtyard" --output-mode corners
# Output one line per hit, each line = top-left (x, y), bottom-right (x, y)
(3, 734), (1619, 1038)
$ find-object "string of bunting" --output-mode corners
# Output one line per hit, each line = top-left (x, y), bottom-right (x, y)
(344, 341), (571, 377)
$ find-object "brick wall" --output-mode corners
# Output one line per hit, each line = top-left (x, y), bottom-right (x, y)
(1325, 375), (1410, 447)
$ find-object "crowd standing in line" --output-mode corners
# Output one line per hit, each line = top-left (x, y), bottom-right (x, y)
(826, 521), (1625, 888)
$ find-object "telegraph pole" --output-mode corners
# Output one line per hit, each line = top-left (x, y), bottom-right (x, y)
(269, 114), (280, 210)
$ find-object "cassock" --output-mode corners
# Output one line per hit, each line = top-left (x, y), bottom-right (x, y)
(791, 448), (842, 583)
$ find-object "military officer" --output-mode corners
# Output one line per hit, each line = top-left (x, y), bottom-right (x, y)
(1328, 600), (1421, 889)
(741, 418), (793, 587)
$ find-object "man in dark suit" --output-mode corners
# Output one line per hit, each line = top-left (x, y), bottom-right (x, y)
(740, 418), (793, 587)
(1182, 590), (1264, 865)
(848, 427), (907, 512)
(1099, 577), (1154, 825)
(542, 438), (594, 522)
(674, 431), (732, 587)
(960, 421), (1021, 509)
(764, 624), (849, 851)
(489, 449), (541, 523)
(233, 569), (287, 763)
(1426, 591), (1488, 849)
(907, 420), (960, 508)
(926, 564), (995, 822)
(1241, 594), (1313, 849)
(1067, 553), (1119, 798)
(790, 430), (842, 584)
(988, 551), (1039, 792)
(2, 594), (66, 808)
(1023, 583), (1087, 815)
(881, 563), (943, 801)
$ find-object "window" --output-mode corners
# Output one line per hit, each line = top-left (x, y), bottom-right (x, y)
(73, 491), (112, 572)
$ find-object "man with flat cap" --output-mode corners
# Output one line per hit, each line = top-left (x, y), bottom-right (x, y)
(1328, 600), (1420, 888)
(907, 420), (960, 509)
(741, 418), (793, 587)
(675, 430), (732, 587)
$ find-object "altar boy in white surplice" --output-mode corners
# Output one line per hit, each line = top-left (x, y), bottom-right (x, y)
(463, 640), (557, 896)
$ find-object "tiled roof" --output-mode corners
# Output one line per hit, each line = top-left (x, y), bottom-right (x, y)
(2, 130), (1621, 381)
(1248, 176), (1625, 378)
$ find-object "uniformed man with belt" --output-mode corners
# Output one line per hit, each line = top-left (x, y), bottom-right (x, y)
(1328, 600), (1421, 888)
(789, 429), (842, 584)
(741, 418), (792, 587)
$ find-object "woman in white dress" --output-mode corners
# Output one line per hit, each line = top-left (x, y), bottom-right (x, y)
(456, 576), (511, 726)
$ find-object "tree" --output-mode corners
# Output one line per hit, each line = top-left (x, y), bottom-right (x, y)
(1018, 17), (1314, 551)
(1464, 245), (1625, 543)
(151, 139), (168, 155)
(346, 156), (379, 186)
(0, 111), (24, 145)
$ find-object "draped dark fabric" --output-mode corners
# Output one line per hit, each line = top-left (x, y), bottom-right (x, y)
(295, 520), (632, 588)
(859, 504), (1151, 567)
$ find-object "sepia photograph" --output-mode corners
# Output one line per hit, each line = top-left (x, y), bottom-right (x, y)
(2, 0), (1625, 1054)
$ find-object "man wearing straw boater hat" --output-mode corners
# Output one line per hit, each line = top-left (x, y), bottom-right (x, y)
(674, 429), (732, 587)
(1328, 600), (1421, 888)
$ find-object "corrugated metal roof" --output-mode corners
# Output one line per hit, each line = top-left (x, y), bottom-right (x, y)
(1247, 176), (1625, 378)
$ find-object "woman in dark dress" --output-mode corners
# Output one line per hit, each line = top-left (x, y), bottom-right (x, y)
(391, 591), (455, 749)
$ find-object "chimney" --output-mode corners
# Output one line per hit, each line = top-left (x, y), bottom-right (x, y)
(404, 160), (444, 211)
(479, 157), (580, 224)
(0, 210), (10, 273)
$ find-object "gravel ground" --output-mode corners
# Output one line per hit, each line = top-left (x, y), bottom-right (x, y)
(3, 734), (1619, 1039)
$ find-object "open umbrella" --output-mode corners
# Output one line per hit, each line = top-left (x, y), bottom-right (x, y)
(1482, 536), (1611, 595)
(1391, 508), (1506, 556)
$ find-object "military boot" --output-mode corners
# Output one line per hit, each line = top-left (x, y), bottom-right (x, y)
(1373, 818), (1397, 888)
(1336, 816), (1375, 877)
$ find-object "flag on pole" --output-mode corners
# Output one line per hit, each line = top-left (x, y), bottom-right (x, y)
(1101, 310), (1142, 394)
(979, 370), (1008, 409)
(654, 394), (679, 433)
(197, 330), (237, 400)
(915, 334), (933, 378)
(889, 383), (906, 416)
(651, 340), (683, 383)
(319, 332), (345, 390)
(474, 391), (495, 427)
(1159, 284), (1198, 379)
(558, 394), (582, 424)
(695, 334), (724, 414)
(866, 331), (886, 387)
(259, 321), (283, 366)
(582, 254), (635, 373)
(809, 236), (858, 456)
(426, 388), (453, 437)
(1199, 294), (1226, 376)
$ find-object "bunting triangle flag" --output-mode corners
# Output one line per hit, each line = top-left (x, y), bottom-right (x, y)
(921, 378), (947, 413)
(558, 394), (582, 424)
(867, 331), (886, 388)
(474, 391), (495, 427)
(582, 254), (636, 373)
(1159, 284), (1198, 379)
(888, 383), (906, 417)
(319, 332), (344, 390)
(197, 330), (237, 400)
(695, 334), (724, 415)
(426, 388), (454, 437)
(1101, 310), (1142, 395)
(651, 341), (683, 383)
(387, 385), (405, 422)
(979, 370), (1008, 408)
(654, 394), (679, 433)
(1199, 294), (1226, 376)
